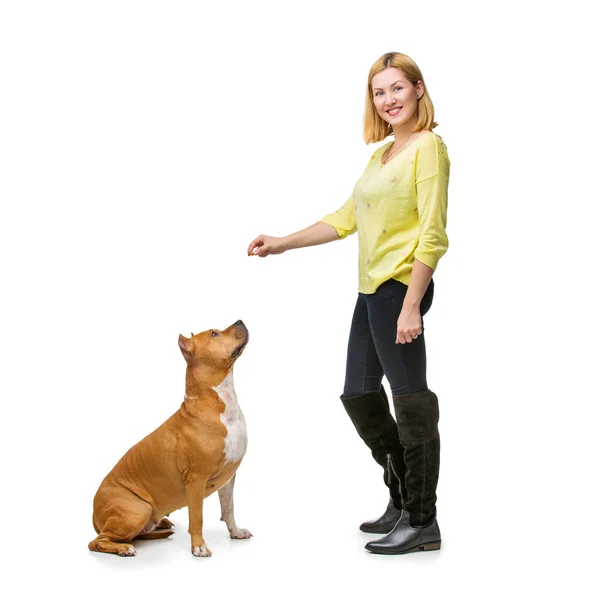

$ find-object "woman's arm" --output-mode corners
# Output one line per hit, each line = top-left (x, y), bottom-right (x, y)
(396, 259), (434, 344)
(283, 222), (340, 250)
(403, 259), (434, 309)
(396, 135), (450, 344)
(248, 222), (339, 257)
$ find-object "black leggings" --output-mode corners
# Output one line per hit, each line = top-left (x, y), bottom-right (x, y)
(343, 278), (434, 397)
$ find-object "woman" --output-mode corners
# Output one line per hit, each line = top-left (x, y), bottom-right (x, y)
(247, 52), (449, 555)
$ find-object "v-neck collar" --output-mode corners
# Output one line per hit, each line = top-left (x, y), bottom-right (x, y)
(379, 131), (433, 167)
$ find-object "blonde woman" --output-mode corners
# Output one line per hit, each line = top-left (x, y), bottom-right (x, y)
(248, 52), (449, 555)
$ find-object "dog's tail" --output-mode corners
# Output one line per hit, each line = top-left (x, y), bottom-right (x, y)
(135, 528), (175, 540)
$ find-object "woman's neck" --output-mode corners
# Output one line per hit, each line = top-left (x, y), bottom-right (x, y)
(391, 115), (419, 141)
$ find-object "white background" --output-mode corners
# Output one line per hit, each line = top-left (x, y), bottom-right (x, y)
(1, 1), (598, 598)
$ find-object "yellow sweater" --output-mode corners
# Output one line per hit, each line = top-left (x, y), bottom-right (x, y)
(320, 131), (450, 294)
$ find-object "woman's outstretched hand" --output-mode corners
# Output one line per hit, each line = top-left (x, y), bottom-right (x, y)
(247, 235), (287, 257)
(396, 306), (423, 344)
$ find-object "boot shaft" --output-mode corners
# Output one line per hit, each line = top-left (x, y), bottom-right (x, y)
(392, 389), (440, 527)
(341, 388), (406, 501)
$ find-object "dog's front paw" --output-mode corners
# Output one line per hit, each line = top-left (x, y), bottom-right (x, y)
(192, 545), (212, 557)
(230, 528), (253, 539)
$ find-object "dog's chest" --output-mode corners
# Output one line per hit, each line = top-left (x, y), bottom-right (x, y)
(213, 372), (247, 464)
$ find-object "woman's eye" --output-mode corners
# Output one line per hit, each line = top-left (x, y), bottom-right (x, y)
(395, 86), (403, 91)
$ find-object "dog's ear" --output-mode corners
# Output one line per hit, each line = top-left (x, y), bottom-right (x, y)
(178, 334), (195, 360)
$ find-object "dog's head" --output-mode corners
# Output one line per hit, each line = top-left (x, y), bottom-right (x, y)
(178, 320), (249, 375)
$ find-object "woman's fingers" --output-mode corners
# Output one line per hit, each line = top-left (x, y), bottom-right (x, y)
(248, 235), (282, 257)
(397, 332), (418, 344)
(248, 235), (265, 255)
(395, 322), (422, 344)
(397, 332), (412, 344)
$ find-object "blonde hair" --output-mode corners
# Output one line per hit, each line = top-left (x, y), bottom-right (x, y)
(364, 52), (437, 144)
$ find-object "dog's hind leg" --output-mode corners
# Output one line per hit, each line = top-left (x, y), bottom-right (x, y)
(89, 497), (153, 557)
(156, 517), (174, 529)
(133, 515), (175, 539)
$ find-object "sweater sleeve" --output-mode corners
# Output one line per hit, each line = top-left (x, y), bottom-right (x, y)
(414, 135), (450, 271)
(320, 195), (357, 239)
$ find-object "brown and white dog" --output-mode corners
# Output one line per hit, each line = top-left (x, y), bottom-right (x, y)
(88, 320), (251, 557)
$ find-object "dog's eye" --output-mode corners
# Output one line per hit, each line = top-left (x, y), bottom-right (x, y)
(211, 331), (219, 337)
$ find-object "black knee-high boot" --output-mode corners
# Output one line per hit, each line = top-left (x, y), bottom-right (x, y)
(365, 389), (441, 554)
(340, 387), (406, 533)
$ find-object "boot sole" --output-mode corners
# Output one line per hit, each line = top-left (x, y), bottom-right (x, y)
(366, 540), (441, 555)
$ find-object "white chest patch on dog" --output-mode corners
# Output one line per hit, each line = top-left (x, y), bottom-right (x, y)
(213, 371), (248, 463)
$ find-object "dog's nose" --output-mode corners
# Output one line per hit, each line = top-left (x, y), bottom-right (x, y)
(234, 320), (245, 327)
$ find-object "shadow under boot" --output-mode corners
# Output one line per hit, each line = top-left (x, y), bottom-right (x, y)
(340, 387), (406, 534)
(365, 389), (441, 554)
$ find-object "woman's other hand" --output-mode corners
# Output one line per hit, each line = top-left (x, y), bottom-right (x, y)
(247, 235), (287, 257)
(396, 306), (423, 344)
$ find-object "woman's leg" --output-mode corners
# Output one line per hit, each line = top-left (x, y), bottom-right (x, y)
(339, 293), (406, 529)
(363, 278), (433, 396)
(343, 292), (384, 398)
(363, 279), (442, 554)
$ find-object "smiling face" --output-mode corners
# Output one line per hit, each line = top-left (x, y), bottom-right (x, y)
(371, 67), (423, 130)
(178, 320), (249, 377)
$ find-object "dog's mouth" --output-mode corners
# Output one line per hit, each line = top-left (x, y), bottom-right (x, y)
(231, 332), (249, 359)
(230, 322), (249, 359)
(231, 341), (247, 359)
